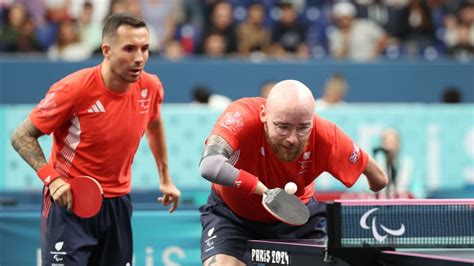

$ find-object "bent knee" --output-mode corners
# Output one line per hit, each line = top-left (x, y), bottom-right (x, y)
(203, 254), (245, 266)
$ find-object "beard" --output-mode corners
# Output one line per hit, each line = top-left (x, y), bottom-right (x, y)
(264, 125), (308, 162)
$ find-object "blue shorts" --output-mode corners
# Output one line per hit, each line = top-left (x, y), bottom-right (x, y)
(199, 191), (327, 264)
(41, 191), (133, 266)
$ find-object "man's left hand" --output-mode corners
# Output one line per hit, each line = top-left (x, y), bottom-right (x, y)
(157, 181), (181, 213)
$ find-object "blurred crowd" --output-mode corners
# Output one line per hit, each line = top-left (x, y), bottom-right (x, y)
(0, 0), (473, 61)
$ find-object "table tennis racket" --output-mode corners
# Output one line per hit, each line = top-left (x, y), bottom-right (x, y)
(70, 176), (103, 218)
(262, 188), (310, 226)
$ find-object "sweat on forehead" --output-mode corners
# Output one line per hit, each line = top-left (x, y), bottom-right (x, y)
(266, 80), (315, 111)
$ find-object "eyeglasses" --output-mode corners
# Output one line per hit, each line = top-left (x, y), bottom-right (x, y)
(272, 121), (312, 137)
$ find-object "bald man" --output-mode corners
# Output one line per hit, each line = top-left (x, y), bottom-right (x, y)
(199, 80), (388, 266)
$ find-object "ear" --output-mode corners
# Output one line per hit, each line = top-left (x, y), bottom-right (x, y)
(260, 104), (267, 123)
(101, 43), (110, 58)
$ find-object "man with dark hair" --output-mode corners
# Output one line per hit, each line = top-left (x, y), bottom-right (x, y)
(11, 13), (181, 265)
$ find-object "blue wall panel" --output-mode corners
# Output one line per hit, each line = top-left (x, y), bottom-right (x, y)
(1, 58), (473, 104)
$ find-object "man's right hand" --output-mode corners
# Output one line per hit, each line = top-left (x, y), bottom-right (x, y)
(48, 178), (72, 210)
(253, 181), (269, 196)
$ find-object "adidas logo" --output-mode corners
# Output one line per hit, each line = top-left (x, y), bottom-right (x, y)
(234, 180), (242, 188)
(88, 100), (105, 113)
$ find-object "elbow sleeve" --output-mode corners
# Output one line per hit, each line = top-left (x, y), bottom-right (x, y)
(200, 155), (239, 187)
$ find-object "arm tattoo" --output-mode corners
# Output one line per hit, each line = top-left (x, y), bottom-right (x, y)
(205, 134), (234, 158)
(206, 255), (217, 266)
(10, 118), (47, 171)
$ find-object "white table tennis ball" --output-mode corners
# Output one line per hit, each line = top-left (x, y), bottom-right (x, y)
(285, 182), (297, 195)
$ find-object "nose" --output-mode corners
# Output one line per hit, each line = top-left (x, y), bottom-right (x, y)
(134, 51), (144, 64)
(285, 129), (299, 145)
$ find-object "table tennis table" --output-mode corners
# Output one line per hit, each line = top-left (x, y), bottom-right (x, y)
(249, 199), (474, 266)
(248, 239), (474, 266)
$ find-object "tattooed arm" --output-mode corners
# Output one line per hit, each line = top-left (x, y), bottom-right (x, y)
(202, 134), (234, 161)
(11, 118), (47, 171)
(11, 118), (71, 207)
(199, 134), (267, 195)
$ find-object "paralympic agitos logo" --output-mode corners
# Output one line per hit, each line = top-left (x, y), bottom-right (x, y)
(359, 208), (406, 242)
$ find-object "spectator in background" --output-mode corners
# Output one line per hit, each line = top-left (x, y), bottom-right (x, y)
(102, 0), (160, 53)
(374, 128), (414, 199)
(47, 19), (92, 61)
(199, 1), (238, 55)
(426, 0), (450, 33)
(202, 32), (228, 57)
(14, 0), (55, 50)
(270, 1), (309, 59)
(236, 2), (271, 57)
(16, 0), (48, 27)
(355, 0), (405, 39)
(163, 39), (186, 61)
(170, 1), (206, 56)
(44, 0), (71, 25)
(0, 3), (28, 51)
(328, 1), (389, 61)
(441, 86), (463, 103)
(107, 0), (128, 15)
(315, 73), (348, 110)
(443, 2), (474, 61)
(191, 84), (232, 108)
(140, 0), (177, 53)
(356, 0), (391, 29)
(88, 0), (128, 55)
(8, 17), (43, 53)
(77, 1), (102, 53)
(69, 0), (111, 23)
(260, 80), (277, 99)
(174, 0), (205, 32)
(397, 0), (436, 56)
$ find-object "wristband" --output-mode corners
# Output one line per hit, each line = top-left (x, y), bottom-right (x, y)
(37, 164), (61, 186)
(233, 170), (259, 194)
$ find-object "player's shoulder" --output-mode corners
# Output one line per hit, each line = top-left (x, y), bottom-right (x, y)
(139, 71), (163, 89)
(313, 114), (337, 140)
(59, 66), (97, 85)
(223, 97), (264, 121)
(232, 97), (265, 110)
(52, 65), (99, 93)
(223, 97), (263, 130)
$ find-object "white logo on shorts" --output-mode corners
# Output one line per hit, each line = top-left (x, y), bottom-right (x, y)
(204, 227), (217, 252)
(55, 242), (64, 251)
(50, 241), (67, 263)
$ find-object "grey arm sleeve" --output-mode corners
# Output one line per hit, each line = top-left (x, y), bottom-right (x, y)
(199, 155), (239, 187)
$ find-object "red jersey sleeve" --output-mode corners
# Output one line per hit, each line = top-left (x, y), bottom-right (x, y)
(147, 75), (164, 123)
(29, 82), (78, 135)
(210, 98), (262, 151)
(316, 117), (369, 187)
